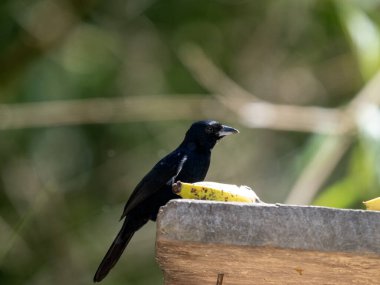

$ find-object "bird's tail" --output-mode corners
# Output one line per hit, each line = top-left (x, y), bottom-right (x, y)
(93, 218), (145, 282)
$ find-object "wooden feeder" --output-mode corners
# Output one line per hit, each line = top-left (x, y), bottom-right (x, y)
(156, 200), (380, 285)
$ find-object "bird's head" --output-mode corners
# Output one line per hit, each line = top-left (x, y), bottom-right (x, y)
(182, 120), (239, 150)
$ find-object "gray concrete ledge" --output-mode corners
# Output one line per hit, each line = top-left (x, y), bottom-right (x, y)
(157, 200), (380, 254)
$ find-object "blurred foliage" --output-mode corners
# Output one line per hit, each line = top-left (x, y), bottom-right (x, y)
(0, 0), (380, 284)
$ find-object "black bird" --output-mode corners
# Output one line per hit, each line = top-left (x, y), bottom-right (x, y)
(93, 120), (239, 282)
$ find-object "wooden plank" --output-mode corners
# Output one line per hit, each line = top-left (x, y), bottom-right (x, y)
(157, 240), (380, 285)
(156, 200), (380, 284)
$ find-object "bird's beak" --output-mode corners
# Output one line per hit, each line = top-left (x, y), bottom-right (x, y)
(218, 125), (239, 137)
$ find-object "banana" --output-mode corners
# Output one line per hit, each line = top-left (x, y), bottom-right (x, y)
(172, 181), (262, 203)
(363, 197), (380, 211)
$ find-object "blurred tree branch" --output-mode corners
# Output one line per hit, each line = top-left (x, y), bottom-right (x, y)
(287, 70), (380, 205)
(178, 44), (350, 135)
(0, 94), (350, 135)
(0, 96), (229, 130)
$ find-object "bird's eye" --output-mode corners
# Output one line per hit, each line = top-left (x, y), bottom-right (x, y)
(205, 126), (213, 134)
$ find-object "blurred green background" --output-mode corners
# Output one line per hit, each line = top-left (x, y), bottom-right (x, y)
(1, 0), (380, 284)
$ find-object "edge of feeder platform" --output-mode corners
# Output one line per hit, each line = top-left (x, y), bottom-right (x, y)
(156, 200), (380, 285)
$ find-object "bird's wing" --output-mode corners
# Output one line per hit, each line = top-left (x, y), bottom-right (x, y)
(120, 151), (187, 219)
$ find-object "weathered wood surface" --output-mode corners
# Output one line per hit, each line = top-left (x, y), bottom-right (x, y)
(156, 200), (380, 285)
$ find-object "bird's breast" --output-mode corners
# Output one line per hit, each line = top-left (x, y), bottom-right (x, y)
(176, 152), (210, 183)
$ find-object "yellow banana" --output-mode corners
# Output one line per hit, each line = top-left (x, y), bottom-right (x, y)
(172, 181), (262, 203)
(363, 197), (380, 211)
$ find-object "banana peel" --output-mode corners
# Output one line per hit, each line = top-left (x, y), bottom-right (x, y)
(363, 197), (380, 211)
(172, 181), (262, 203)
